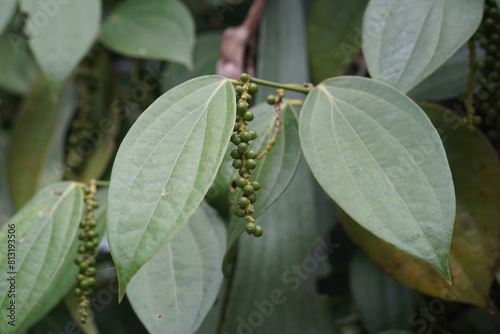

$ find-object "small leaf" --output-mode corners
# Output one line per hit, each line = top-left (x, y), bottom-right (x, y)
(340, 103), (500, 308)
(362, 0), (484, 93)
(299, 76), (455, 279)
(0, 31), (40, 95)
(99, 0), (194, 67)
(0, 0), (17, 39)
(20, 0), (101, 91)
(308, 0), (368, 83)
(161, 32), (222, 92)
(408, 45), (485, 101)
(8, 77), (75, 208)
(107, 75), (235, 299)
(350, 251), (417, 334)
(0, 182), (83, 334)
(221, 102), (302, 275)
(127, 203), (226, 334)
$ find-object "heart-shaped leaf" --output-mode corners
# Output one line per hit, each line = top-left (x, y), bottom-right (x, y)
(99, 0), (194, 67)
(0, 182), (83, 334)
(107, 75), (235, 299)
(126, 203), (226, 334)
(340, 104), (500, 308)
(362, 0), (484, 93)
(299, 76), (455, 279)
(21, 0), (101, 91)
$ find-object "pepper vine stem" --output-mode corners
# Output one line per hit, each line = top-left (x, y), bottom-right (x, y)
(228, 76), (312, 94)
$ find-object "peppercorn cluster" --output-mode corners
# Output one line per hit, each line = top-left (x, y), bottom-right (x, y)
(230, 73), (263, 237)
(74, 180), (100, 323)
(475, 0), (500, 144)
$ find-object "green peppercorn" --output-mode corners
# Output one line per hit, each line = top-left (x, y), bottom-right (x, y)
(235, 208), (246, 217)
(78, 245), (86, 254)
(230, 149), (241, 159)
(248, 83), (258, 94)
(240, 131), (252, 142)
(230, 134), (241, 145)
(87, 277), (96, 286)
(237, 102), (248, 114)
(246, 159), (257, 169)
(245, 222), (256, 234)
(235, 85), (244, 94)
(251, 181), (261, 191)
(86, 267), (97, 277)
(246, 206), (255, 215)
(247, 193), (256, 203)
(239, 196), (250, 208)
(233, 123), (239, 132)
(79, 262), (89, 272)
(238, 142), (249, 153)
(253, 225), (264, 237)
(243, 111), (254, 122)
(84, 241), (95, 250)
(266, 95), (275, 105)
(79, 279), (90, 289)
(243, 184), (254, 195)
(248, 130), (257, 140)
(74, 288), (83, 296)
(232, 159), (243, 168)
(236, 177), (248, 188)
(240, 73), (250, 82)
(246, 149), (258, 159)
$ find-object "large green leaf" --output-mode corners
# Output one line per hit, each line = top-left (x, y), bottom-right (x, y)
(221, 163), (338, 333)
(362, 0), (484, 93)
(0, 31), (40, 95)
(340, 103), (500, 308)
(161, 32), (222, 93)
(127, 203), (226, 334)
(8, 77), (75, 208)
(99, 0), (194, 67)
(20, 0), (100, 91)
(0, 182), (83, 334)
(0, 0), (17, 38)
(221, 102), (302, 275)
(408, 45), (485, 101)
(350, 252), (417, 334)
(308, 0), (368, 84)
(107, 75), (235, 299)
(299, 76), (455, 279)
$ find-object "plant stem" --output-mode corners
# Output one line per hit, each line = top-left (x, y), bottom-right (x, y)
(94, 180), (110, 187)
(228, 77), (312, 94)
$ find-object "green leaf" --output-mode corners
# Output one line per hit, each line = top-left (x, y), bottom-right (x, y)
(362, 0), (484, 93)
(8, 77), (75, 208)
(127, 203), (226, 334)
(408, 44), (485, 101)
(0, 182), (83, 334)
(299, 76), (455, 279)
(0, 131), (14, 226)
(99, 0), (194, 67)
(221, 163), (339, 333)
(0, 0), (17, 37)
(339, 103), (500, 308)
(0, 31), (40, 95)
(161, 32), (222, 93)
(107, 75), (235, 299)
(350, 251), (417, 334)
(20, 0), (101, 91)
(221, 102), (302, 275)
(256, 0), (309, 102)
(308, 0), (368, 84)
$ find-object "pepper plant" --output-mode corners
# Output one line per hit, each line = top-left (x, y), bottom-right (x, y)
(0, 0), (499, 333)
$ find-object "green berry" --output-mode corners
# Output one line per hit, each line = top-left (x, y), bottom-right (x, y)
(77, 274), (86, 282)
(248, 83), (258, 94)
(238, 142), (248, 153)
(235, 85), (244, 94)
(266, 95), (275, 105)
(230, 134), (241, 145)
(243, 184), (254, 195)
(78, 245), (86, 254)
(87, 230), (98, 238)
(251, 181), (261, 191)
(85, 241), (94, 250)
(248, 130), (257, 140)
(87, 277), (96, 286)
(253, 225), (264, 237)
(243, 111), (254, 122)
(87, 257), (96, 266)
(248, 193), (257, 203)
(232, 159), (243, 168)
(246, 159), (257, 169)
(79, 262), (89, 272)
(74, 288), (83, 296)
(246, 149), (258, 159)
(230, 149), (241, 159)
(246, 206), (255, 215)
(236, 177), (247, 188)
(86, 267), (97, 277)
(235, 208), (246, 217)
(474, 115), (482, 125)
(240, 73), (250, 82)
(79, 279), (90, 289)
(233, 123), (239, 131)
(245, 222), (257, 234)
(240, 131), (252, 142)
(239, 196), (250, 208)
(74, 256), (84, 265)
(237, 102), (248, 114)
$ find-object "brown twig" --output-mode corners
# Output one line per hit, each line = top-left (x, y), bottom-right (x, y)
(216, 0), (267, 79)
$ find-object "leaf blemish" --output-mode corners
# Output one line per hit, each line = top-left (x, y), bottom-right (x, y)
(156, 314), (162, 319)
(161, 187), (171, 197)
(50, 190), (63, 197)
